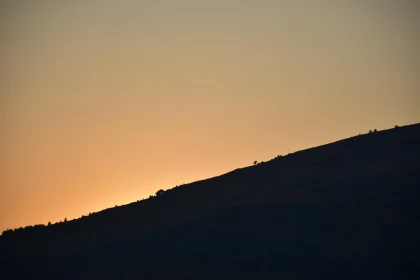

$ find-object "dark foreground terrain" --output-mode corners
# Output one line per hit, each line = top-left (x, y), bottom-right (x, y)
(1, 124), (419, 279)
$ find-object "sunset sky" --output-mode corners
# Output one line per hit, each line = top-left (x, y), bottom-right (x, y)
(0, 0), (419, 232)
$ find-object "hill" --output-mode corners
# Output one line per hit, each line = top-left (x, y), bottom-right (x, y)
(1, 124), (420, 279)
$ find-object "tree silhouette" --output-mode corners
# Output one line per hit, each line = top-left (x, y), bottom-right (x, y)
(254, 161), (257, 165)
(156, 189), (165, 196)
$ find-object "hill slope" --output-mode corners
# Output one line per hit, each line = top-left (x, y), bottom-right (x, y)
(1, 124), (420, 279)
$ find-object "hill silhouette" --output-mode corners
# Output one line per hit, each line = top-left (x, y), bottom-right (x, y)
(1, 124), (419, 279)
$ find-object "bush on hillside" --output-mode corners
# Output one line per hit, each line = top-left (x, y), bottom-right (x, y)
(156, 189), (165, 196)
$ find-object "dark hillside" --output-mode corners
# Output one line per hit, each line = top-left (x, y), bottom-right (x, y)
(1, 124), (420, 279)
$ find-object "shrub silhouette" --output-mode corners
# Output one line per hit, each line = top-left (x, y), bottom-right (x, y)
(374, 129), (377, 132)
(254, 161), (257, 165)
(156, 189), (165, 196)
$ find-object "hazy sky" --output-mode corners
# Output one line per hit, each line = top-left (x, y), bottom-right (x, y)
(0, 0), (419, 232)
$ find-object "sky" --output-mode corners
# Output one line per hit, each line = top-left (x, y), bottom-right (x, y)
(0, 0), (419, 232)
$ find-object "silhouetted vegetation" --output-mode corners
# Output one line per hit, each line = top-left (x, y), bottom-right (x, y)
(155, 189), (165, 196)
(1, 123), (419, 279)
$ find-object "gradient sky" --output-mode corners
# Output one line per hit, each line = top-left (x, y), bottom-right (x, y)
(0, 0), (419, 232)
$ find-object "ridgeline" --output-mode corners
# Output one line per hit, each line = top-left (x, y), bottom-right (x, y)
(1, 124), (419, 279)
